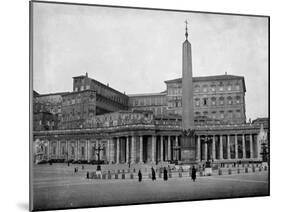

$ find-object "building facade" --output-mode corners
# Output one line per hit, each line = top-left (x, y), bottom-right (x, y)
(33, 26), (268, 166)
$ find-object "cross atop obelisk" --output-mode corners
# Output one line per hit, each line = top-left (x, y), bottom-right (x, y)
(185, 20), (188, 40)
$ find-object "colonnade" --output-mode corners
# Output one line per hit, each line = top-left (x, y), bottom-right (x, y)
(196, 133), (261, 162)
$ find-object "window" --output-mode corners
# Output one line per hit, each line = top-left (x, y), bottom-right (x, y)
(227, 85), (232, 91)
(220, 111), (224, 119)
(203, 85), (208, 92)
(212, 111), (216, 119)
(53, 146), (56, 155)
(219, 82), (224, 91)
(75, 87), (78, 92)
(236, 96), (241, 104)
(81, 85), (84, 91)
(194, 84), (200, 92)
(195, 98), (200, 106)
(236, 110), (241, 118)
(86, 85), (90, 90)
(211, 97), (216, 105)
(235, 84), (240, 91)
(227, 96), (232, 105)
(210, 85), (216, 92)
(228, 110), (233, 118)
(203, 111), (208, 116)
(195, 111), (200, 116)
(203, 98), (208, 106)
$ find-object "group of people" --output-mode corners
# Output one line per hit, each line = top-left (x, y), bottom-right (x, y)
(138, 166), (197, 182)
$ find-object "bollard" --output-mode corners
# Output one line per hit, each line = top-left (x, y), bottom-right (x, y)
(218, 169), (222, 175)
(245, 167), (248, 173)
(228, 169), (232, 175)
(237, 168), (240, 174)
(130, 173), (134, 179)
(115, 174), (118, 179)
(122, 173), (125, 179)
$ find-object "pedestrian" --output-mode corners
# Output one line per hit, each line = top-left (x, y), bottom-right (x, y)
(163, 167), (168, 181)
(138, 170), (142, 182)
(82, 165), (84, 170)
(86, 171), (89, 179)
(67, 161), (70, 166)
(191, 166), (197, 182)
(151, 167), (156, 181)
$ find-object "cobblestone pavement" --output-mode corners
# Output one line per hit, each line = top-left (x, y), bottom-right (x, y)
(32, 164), (269, 211)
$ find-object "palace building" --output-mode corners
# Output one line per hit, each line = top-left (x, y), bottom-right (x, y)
(33, 25), (268, 166)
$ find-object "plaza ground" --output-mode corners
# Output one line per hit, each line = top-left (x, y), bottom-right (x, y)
(32, 164), (269, 211)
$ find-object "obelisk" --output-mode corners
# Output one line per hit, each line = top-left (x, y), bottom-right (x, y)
(182, 20), (194, 129)
(181, 21), (196, 163)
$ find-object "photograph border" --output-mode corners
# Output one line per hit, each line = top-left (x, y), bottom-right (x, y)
(29, 1), (270, 211)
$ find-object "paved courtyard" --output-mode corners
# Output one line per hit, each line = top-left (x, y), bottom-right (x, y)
(32, 164), (269, 211)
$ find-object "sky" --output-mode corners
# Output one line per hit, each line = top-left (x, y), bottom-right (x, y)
(32, 2), (268, 120)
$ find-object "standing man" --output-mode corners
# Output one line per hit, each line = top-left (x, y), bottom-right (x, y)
(151, 167), (156, 181)
(138, 170), (142, 182)
(163, 167), (168, 181)
(191, 166), (197, 182)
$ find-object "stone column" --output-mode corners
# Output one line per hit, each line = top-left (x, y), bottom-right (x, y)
(116, 137), (120, 164)
(139, 136), (143, 164)
(242, 134), (246, 159)
(204, 141), (208, 161)
(175, 136), (179, 161)
(87, 140), (90, 162)
(167, 136), (171, 161)
(66, 140), (69, 161)
(131, 136), (136, 164)
(126, 136), (129, 163)
(197, 135), (201, 161)
(151, 135), (156, 163)
(249, 134), (253, 159)
(76, 140), (79, 161)
(227, 135), (231, 159)
(57, 140), (60, 159)
(47, 140), (50, 160)
(220, 135), (223, 160)
(212, 135), (216, 161)
(107, 139), (110, 163)
(235, 134), (238, 159)
(160, 136), (164, 161)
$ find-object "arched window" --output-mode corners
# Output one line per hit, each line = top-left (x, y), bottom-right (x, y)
(203, 98), (208, 106)
(227, 84), (232, 91)
(211, 97), (216, 105)
(194, 84), (200, 92)
(195, 98), (200, 106)
(227, 96), (233, 105)
(202, 85), (208, 93)
(219, 97), (224, 105)
(236, 96), (241, 104)
(212, 111), (216, 119)
(219, 82), (224, 91)
(210, 84), (216, 92)
(220, 111), (224, 118)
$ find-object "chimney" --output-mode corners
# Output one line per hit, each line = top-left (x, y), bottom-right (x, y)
(86, 72), (88, 77)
